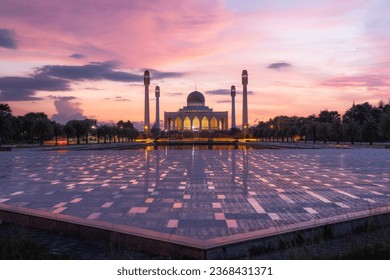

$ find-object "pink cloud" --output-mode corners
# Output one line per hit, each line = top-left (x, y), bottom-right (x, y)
(323, 75), (390, 88)
(0, 0), (233, 67)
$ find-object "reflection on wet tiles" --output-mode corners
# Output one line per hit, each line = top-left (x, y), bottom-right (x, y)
(53, 202), (67, 208)
(212, 202), (221, 208)
(303, 207), (318, 214)
(333, 189), (359, 199)
(51, 207), (66, 214)
(1, 148), (390, 241)
(214, 213), (225, 220)
(10, 191), (24, 196)
(268, 213), (281, 220)
(128, 207), (149, 214)
(279, 194), (295, 203)
(101, 202), (113, 208)
(335, 202), (350, 209)
(226, 219), (238, 228)
(87, 212), (101, 219)
(173, 202), (182, 208)
(247, 198), (266, 214)
(305, 191), (332, 203)
(167, 219), (178, 228)
(370, 191), (384, 195)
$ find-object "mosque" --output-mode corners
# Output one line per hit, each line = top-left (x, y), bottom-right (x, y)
(164, 90), (228, 131)
(143, 70), (249, 136)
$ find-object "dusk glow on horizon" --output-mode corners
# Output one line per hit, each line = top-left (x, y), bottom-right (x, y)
(1, 0), (389, 128)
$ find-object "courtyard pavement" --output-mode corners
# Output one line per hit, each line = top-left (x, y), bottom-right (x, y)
(0, 147), (389, 243)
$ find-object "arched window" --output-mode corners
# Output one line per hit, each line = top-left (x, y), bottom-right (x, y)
(192, 117), (200, 130)
(201, 117), (209, 130)
(184, 117), (191, 130)
(219, 118), (225, 130)
(174, 117), (182, 130)
(210, 117), (218, 130)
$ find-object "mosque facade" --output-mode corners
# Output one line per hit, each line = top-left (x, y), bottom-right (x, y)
(164, 91), (228, 131)
(143, 69), (248, 135)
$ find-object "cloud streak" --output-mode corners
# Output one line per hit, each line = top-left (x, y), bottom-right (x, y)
(267, 62), (292, 71)
(206, 89), (254, 95)
(70, 53), (85, 59)
(0, 61), (182, 101)
(0, 76), (70, 101)
(323, 75), (390, 88)
(150, 69), (185, 80)
(0, 29), (17, 49)
(35, 61), (142, 82)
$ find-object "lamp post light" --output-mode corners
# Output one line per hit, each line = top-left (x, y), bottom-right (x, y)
(231, 85), (236, 129)
(144, 70), (150, 137)
(242, 70), (248, 140)
(144, 125), (149, 139)
(155, 86), (160, 138)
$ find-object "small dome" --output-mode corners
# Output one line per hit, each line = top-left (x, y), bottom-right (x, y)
(187, 91), (205, 106)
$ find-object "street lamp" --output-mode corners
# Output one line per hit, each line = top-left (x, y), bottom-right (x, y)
(144, 125), (149, 139)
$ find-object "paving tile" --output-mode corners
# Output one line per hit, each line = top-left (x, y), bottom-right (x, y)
(0, 148), (389, 241)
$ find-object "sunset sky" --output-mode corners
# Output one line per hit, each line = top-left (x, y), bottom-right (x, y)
(1, 0), (389, 129)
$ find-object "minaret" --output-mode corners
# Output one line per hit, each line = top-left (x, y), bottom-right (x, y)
(242, 69), (248, 138)
(144, 70), (150, 137)
(231, 85), (236, 129)
(155, 86), (160, 136)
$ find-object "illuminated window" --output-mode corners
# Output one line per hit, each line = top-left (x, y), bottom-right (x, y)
(202, 117), (209, 130)
(174, 117), (182, 130)
(210, 117), (218, 130)
(184, 117), (191, 130)
(193, 117), (200, 130)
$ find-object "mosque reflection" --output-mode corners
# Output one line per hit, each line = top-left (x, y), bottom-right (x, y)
(142, 145), (250, 195)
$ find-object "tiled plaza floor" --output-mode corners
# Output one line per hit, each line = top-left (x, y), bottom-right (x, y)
(0, 147), (389, 241)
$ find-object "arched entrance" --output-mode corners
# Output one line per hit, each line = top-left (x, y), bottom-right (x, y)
(201, 117), (209, 130)
(174, 117), (182, 130)
(192, 117), (200, 130)
(210, 117), (218, 130)
(184, 117), (191, 130)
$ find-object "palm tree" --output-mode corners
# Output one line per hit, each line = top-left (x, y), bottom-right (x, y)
(52, 121), (64, 145)
(378, 111), (390, 141)
(66, 120), (87, 145)
(64, 123), (76, 145)
(0, 113), (12, 146)
(316, 123), (330, 144)
(342, 120), (360, 145)
(0, 104), (12, 115)
(0, 104), (13, 146)
(32, 118), (53, 146)
(82, 119), (97, 144)
(361, 118), (378, 145)
(330, 119), (342, 144)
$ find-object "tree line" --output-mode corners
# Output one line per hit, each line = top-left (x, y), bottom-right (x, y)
(0, 104), (138, 146)
(1, 100), (390, 146)
(252, 100), (390, 144)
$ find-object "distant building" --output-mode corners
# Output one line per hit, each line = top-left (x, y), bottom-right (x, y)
(164, 91), (228, 131)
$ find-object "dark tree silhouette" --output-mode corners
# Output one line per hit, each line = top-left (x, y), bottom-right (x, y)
(32, 118), (53, 146)
(0, 110), (12, 146)
(52, 121), (64, 145)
